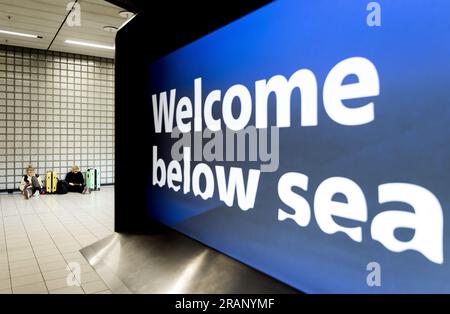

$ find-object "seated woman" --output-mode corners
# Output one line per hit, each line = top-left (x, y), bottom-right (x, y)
(20, 165), (43, 199)
(65, 165), (90, 194)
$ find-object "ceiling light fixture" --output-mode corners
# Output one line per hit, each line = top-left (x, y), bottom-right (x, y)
(118, 10), (134, 19)
(65, 39), (115, 50)
(103, 26), (118, 33)
(0, 29), (42, 39)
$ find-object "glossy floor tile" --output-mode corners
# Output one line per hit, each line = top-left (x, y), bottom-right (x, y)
(0, 186), (114, 294)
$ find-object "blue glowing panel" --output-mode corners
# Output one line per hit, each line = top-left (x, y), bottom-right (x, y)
(147, 0), (450, 292)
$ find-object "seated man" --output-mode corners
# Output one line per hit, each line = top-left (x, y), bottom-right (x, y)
(65, 165), (90, 194)
(20, 165), (43, 199)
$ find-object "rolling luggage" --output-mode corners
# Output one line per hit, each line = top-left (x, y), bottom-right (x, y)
(46, 171), (58, 194)
(85, 168), (100, 191)
(56, 180), (69, 194)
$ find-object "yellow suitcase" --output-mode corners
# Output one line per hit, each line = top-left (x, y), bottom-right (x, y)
(46, 171), (58, 194)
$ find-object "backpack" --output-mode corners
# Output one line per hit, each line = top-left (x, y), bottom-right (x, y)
(56, 180), (69, 194)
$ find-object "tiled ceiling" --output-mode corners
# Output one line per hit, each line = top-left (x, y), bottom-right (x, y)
(0, 0), (133, 58)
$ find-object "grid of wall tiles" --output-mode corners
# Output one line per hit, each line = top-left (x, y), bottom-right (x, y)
(0, 44), (115, 191)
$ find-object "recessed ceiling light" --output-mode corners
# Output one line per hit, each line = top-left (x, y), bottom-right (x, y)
(118, 10), (134, 19)
(103, 26), (118, 33)
(65, 39), (115, 50)
(0, 29), (42, 39)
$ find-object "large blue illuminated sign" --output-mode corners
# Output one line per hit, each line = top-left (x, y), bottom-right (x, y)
(147, 0), (450, 292)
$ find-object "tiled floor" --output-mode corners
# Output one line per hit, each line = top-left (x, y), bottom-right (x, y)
(0, 186), (114, 294)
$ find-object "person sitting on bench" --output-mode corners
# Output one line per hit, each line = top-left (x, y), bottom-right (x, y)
(65, 165), (90, 194)
(20, 165), (43, 199)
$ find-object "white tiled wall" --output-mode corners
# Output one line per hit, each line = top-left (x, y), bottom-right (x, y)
(0, 45), (115, 191)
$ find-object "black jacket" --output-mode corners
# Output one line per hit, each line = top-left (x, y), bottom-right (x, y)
(65, 171), (84, 185)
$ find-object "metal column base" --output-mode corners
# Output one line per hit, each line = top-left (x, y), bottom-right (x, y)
(80, 229), (298, 294)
